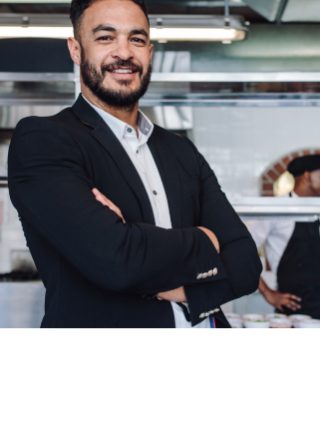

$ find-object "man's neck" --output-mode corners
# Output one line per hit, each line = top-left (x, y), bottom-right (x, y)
(82, 88), (139, 130)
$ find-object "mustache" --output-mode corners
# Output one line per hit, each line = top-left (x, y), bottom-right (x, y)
(101, 59), (143, 75)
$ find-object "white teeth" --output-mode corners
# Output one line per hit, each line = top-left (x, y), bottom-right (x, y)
(113, 69), (133, 74)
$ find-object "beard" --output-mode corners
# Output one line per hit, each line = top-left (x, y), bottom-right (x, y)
(80, 54), (152, 109)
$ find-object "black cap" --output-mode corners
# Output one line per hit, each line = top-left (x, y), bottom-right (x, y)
(287, 154), (320, 177)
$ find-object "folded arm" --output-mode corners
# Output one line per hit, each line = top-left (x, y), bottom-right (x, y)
(175, 141), (262, 324)
(8, 117), (225, 296)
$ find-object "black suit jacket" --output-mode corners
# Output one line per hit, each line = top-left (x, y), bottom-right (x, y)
(8, 95), (261, 327)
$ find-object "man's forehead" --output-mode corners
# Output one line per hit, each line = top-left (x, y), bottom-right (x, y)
(81, 0), (149, 33)
(84, 0), (148, 22)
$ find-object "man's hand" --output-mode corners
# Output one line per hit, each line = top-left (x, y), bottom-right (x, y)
(157, 287), (187, 303)
(157, 228), (219, 302)
(92, 188), (126, 223)
(197, 226), (220, 253)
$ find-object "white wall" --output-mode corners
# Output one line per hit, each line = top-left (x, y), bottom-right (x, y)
(192, 106), (320, 197)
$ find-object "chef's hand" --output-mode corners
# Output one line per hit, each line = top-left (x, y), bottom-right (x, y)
(262, 286), (301, 311)
(156, 287), (187, 303)
(92, 188), (126, 223)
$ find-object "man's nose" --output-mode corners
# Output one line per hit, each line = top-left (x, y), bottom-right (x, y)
(111, 38), (133, 61)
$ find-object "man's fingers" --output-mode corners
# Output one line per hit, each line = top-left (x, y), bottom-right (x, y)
(92, 188), (126, 223)
(92, 188), (112, 206)
(157, 287), (186, 303)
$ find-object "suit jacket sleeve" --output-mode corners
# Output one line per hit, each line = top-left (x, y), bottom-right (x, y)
(8, 117), (226, 295)
(183, 142), (262, 325)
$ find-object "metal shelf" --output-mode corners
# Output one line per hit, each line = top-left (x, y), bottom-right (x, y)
(232, 197), (320, 220)
(0, 72), (75, 82)
(2, 72), (320, 83)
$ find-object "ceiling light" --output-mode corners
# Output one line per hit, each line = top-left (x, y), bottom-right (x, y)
(0, 13), (248, 42)
(149, 14), (248, 43)
(0, 26), (72, 39)
(150, 27), (246, 42)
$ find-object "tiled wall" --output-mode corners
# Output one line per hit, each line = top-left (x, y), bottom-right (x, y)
(192, 106), (320, 198)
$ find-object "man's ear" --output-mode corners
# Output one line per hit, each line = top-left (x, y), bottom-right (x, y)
(149, 43), (154, 61)
(67, 37), (81, 66)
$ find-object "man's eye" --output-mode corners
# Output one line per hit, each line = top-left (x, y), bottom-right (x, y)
(131, 37), (146, 44)
(96, 36), (113, 41)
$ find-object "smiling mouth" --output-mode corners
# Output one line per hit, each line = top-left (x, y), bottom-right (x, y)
(103, 61), (142, 76)
(111, 68), (136, 74)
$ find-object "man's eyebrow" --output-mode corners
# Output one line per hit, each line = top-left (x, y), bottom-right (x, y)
(92, 25), (116, 34)
(91, 25), (148, 39)
(130, 29), (149, 38)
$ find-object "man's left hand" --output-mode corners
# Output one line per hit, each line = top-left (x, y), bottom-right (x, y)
(157, 287), (186, 303)
(92, 187), (126, 223)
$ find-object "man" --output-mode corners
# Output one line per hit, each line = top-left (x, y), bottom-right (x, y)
(8, 0), (261, 328)
(247, 154), (320, 318)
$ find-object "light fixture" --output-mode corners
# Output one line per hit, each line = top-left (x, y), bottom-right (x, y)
(0, 24), (246, 41)
(150, 26), (246, 42)
(0, 26), (72, 39)
(149, 14), (247, 43)
(0, 2), (248, 42)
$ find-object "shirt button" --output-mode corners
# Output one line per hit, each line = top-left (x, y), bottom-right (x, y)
(136, 149), (139, 154)
(127, 128), (133, 133)
(152, 190), (158, 195)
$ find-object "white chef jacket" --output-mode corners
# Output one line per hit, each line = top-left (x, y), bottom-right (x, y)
(245, 193), (300, 282)
(83, 95), (210, 328)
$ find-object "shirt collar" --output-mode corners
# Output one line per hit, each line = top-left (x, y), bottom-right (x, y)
(82, 94), (154, 143)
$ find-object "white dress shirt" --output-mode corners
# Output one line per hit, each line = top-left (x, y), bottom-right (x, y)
(83, 95), (210, 328)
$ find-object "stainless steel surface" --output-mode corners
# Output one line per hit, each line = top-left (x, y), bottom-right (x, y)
(232, 197), (320, 219)
(244, 0), (283, 21)
(2, 0), (320, 23)
(0, 104), (72, 127)
(150, 72), (320, 82)
(0, 72), (75, 82)
(282, 0), (320, 22)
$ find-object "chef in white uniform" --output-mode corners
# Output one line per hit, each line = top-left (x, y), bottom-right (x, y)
(246, 154), (320, 316)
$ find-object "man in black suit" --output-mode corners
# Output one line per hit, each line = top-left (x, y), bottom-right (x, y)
(8, 0), (261, 328)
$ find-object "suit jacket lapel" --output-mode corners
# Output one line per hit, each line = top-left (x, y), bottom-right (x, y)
(72, 95), (155, 224)
(148, 126), (183, 228)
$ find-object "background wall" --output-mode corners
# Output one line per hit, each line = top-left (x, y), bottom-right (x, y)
(192, 106), (320, 197)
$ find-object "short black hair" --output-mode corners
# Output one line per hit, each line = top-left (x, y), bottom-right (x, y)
(70, 0), (149, 39)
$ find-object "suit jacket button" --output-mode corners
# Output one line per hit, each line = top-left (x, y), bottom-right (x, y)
(197, 273), (202, 280)
(212, 267), (218, 276)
